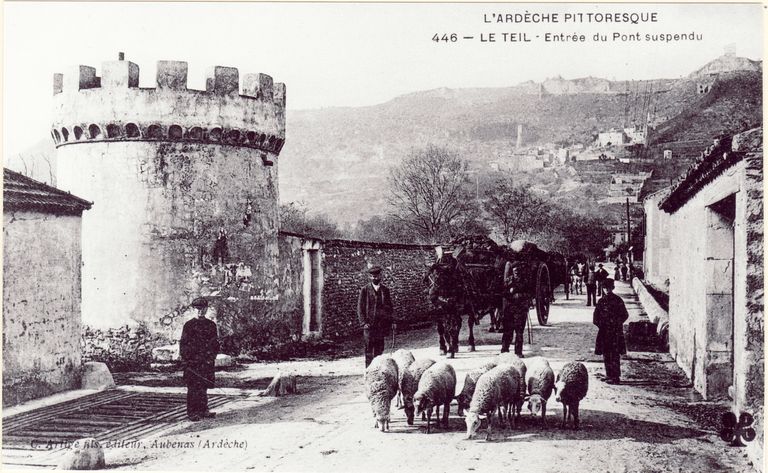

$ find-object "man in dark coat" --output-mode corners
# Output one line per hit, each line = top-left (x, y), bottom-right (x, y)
(585, 264), (597, 307)
(501, 261), (531, 357)
(180, 297), (220, 421)
(593, 278), (629, 384)
(357, 265), (394, 368)
(595, 264), (609, 298)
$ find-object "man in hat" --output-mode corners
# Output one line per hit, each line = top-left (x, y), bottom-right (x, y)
(593, 278), (629, 384)
(501, 260), (531, 357)
(180, 297), (220, 421)
(357, 265), (394, 367)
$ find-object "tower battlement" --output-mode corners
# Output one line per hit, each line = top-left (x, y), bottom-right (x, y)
(51, 55), (286, 157)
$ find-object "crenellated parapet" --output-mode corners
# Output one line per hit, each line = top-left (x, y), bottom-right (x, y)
(51, 54), (286, 161)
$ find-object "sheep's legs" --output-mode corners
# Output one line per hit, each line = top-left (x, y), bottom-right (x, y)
(485, 413), (494, 441)
(442, 402), (450, 426)
(541, 403), (547, 427)
(560, 403), (568, 429)
(572, 403), (580, 430)
(435, 405), (441, 427)
(426, 407), (433, 434)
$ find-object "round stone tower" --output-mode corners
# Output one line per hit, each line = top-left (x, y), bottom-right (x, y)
(51, 54), (286, 335)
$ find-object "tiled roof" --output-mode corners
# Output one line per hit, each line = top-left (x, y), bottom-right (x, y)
(658, 127), (762, 213)
(3, 169), (92, 215)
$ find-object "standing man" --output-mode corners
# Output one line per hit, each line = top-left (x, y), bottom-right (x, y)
(501, 261), (531, 357)
(593, 278), (629, 384)
(357, 265), (394, 368)
(596, 264), (609, 297)
(585, 264), (597, 307)
(180, 297), (220, 421)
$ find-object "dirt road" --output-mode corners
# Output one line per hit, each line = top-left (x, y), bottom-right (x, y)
(109, 280), (756, 472)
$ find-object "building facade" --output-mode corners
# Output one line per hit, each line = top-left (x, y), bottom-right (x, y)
(3, 169), (92, 405)
(651, 128), (763, 467)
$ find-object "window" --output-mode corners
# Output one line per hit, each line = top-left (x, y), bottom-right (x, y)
(125, 123), (140, 138)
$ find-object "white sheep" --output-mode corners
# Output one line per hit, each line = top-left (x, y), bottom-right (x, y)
(392, 349), (415, 408)
(465, 364), (521, 440)
(554, 361), (589, 430)
(400, 358), (436, 425)
(414, 362), (457, 433)
(364, 355), (399, 432)
(496, 353), (527, 418)
(456, 364), (495, 416)
(524, 357), (555, 424)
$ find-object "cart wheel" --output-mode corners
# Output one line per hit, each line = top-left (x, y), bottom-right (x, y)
(536, 264), (551, 326)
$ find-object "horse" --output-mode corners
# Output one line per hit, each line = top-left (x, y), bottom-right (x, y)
(425, 256), (488, 357)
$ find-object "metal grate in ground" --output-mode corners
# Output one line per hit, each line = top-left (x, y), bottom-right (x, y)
(2, 388), (233, 466)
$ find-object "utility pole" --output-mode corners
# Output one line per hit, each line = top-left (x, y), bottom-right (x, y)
(626, 197), (632, 254)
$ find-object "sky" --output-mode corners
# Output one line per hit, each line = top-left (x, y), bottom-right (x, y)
(3, 2), (764, 157)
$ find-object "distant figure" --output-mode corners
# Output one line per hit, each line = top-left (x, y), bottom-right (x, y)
(585, 265), (597, 307)
(620, 262), (629, 281)
(613, 264), (621, 281)
(502, 261), (531, 357)
(593, 279), (629, 384)
(570, 264), (582, 295)
(358, 265), (394, 367)
(180, 297), (220, 421)
(595, 264), (609, 297)
(211, 226), (229, 265)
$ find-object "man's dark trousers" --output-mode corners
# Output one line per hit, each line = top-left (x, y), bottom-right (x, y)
(604, 352), (621, 380)
(364, 329), (385, 367)
(586, 284), (597, 306)
(501, 310), (526, 356)
(186, 377), (209, 417)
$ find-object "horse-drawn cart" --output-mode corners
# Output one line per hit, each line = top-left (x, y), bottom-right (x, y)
(450, 235), (568, 327)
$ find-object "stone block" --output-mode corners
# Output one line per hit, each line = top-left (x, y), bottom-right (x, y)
(704, 354), (733, 400)
(101, 60), (139, 88)
(215, 354), (234, 367)
(704, 259), (733, 294)
(156, 61), (188, 90)
(58, 438), (105, 470)
(705, 293), (733, 350)
(64, 65), (98, 92)
(152, 344), (180, 362)
(206, 66), (239, 96)
(81, 362), (115, 390)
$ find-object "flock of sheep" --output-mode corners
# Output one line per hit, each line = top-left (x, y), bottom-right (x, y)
(364, 349), (589, 440)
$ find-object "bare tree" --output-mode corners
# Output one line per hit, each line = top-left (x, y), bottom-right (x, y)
(388, 145), (474, 242)
(484, 178), (551, 243)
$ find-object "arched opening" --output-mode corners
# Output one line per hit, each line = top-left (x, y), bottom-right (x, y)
(147, 125), (163, 139)
(74, 126), (84, 140)
(125, 123), (140, 138)
(188, 127), (202, 140)
(246, 131), (257, 145)
(52, 129), (61, 144)
(169, 125), (183, 140)
(209, 127), (222, 142)
(227, 129), (241, 144)
(88, 124), (102, 139)
(275, 138), (284, 152)
(61, 128), (70, 142)
(267, 136), (276, 149)
(258, 133), (266, 145)
(106, 124), (121, 138)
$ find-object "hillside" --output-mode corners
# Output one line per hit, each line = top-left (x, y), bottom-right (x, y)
(281, 68), (760, 223)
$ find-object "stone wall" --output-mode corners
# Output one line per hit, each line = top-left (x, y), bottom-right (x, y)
(320, 239), (435, 339)
(3, 211), (83, 406)
(81, 324), (170, 372)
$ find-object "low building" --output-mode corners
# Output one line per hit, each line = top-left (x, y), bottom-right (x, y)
(651, 127), (763, 467)
(597, 129), (626, 148)
(3, 169), (92, 405)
